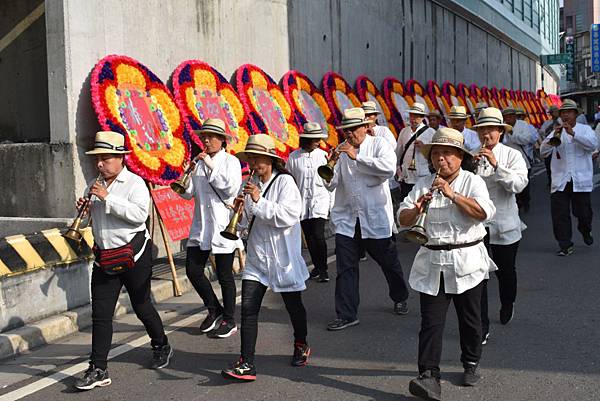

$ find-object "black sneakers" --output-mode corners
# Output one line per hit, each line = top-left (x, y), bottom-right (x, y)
(221, 358), (257, 382)
(150, 344), (173, 369)
(408, 370), (441, 401)
(583, 232), (594, 246)
(74, 364), (111, 391)
(291, 342), (311, 367)
(317, 271), (330, 283)
(481, 331), (490, 345)
(208, 319), (238, 338)
(309, 268), (321, 280)
(557, 245), (574, 256)
(499, 304), (514, 325)
(326, 318), (359, 331)
(394, 301), (409, 315)
(200, 313), (223, 333)
(462, 362), (481, 386)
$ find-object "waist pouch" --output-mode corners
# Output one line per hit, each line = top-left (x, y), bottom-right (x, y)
(94, 231), (146, 275)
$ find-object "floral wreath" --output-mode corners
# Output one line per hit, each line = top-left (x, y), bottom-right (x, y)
(457, 83), (478, 124)
(355, 75), (398, 137)
(281, 70), (338, 149)
(498, 88), (513, 109)
(469, 85), (483, 105)
(405, 80), (438, 116)
(321, 71), (361, 126)
(91, 55), (190, 185)
(427, 80), (451, 119)
(235, 64), (299, 158)
(172, 60), (250, 155)
(381, 77), (412, 129)
(480, 86), (501, 109)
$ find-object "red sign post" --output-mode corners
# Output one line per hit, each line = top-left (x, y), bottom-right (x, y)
(150, 187), (195, 242)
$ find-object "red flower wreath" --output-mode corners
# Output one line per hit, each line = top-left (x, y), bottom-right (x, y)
(405, 79), (438, 116)
(172, 60), (250, 155)
(427, 80), (451, 119)
(235, 64), (300, 158)
(321, 71), (361, 126)
(457, 83), (478, 124)
(281, 70), (339, 149)
(91, 55), (191, 185)
(355, 75), (398, 137)
(381, 77), (412, 129)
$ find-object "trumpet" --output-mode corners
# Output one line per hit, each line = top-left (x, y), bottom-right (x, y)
(477, 140), (489, 171)
(220, 170), (255, 241)
(63, 173), (103, 242)
(408, 158), (417, 171)
(170, 154), (202, 194)
(317, 141), (347, 182)
(405, 168), (441, 245)
(547, 123), (563, 147)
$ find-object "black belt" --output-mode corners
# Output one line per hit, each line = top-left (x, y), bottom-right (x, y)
(423, 238), (483, 251)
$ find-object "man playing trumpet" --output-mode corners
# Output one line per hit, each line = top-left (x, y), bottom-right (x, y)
(177, 118), (242, 338)
(324, 107), (409, 331)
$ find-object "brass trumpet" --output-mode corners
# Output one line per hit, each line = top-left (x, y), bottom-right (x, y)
(318, 141), (346, 182)
(547, 124), (562, 147)
(63, 173), (102, 242)
(405, 168), (441, 245)
(220, 171), (255, 241)
(170, 154), (202, 194)
(477, 140), (489, 171)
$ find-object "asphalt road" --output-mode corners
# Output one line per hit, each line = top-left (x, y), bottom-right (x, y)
(1, 164), (599, 401)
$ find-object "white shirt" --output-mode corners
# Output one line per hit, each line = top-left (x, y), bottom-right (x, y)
(540, 122), (599, 193)
(503, 120), (536, 168)
(461, 128), (481, 153)
(523, 122), (538, 160)
(179, 150), (243, 253)
(374, 124), (400, 190)
(396, 123), (436, 184)
(326, 135), (396, 239)
(89, 167), (150, 252)
(398, 170), (497, 295)
(286, 148), (332, 220)
(242, 173), (309, 292)
(475, 143), (528, 245)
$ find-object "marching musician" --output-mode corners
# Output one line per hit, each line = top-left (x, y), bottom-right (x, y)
(221, 134), (310, 382)
(448, 105), (480, 152)
(398, 128), (496, 400)
(538, 105), (560, 186)
(506, 108), (537, 212)
(75, 131), (172, 391)
(178, 119), (242, 338)
(472, 108), (528, 344)
(396, 103), (436, 201)
(474, 101), (489, 117)
(324, 107), (410, 331)
(286, 122), (332, 283)
(540, 99), (598, 256)
(427, 109), (443, 131)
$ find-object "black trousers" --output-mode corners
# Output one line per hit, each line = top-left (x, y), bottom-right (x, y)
(480, 240), (520, 334)
(91, 242), (167, 370)
(418, 276), (483, 374)
(550, 181), (593, 249)
(186, 247), (236, 322)
(390, 186), (403, 218)
(544, 156), (552, 185)
(300, 218), (328, 273)
(516, 169), (531, 209)
(399, 182), (415, 202)
(240, 280), (307, 364)
(334, 219), (409, 321)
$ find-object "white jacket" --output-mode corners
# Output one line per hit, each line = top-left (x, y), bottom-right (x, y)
(242, 173), (308, 292)
(395, 123), (436, 184)
(180, 150), (243, 253)
(540, 122), (598, 193)
(475, 143), (528, 245)
(374, 124), (400, 190)
(286, 148), (332, 220)
(503, 120), (536, 168)
(326, 135), (396, 239)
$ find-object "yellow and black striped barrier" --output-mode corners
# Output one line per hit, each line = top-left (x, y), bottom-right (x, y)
(0, 228), (94, 278)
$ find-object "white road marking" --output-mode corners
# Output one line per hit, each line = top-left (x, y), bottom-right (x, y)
(0, 255), (337, 400)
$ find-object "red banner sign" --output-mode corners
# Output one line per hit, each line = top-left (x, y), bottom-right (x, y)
(150, 188), (195, 242)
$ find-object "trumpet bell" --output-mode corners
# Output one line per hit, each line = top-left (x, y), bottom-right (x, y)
(220, 211), (241, 241)
(317, 162), (335, 182)
(170, 181), (187, 194)
(547, 136), (561, 147)
(62, 217), (84, 242)
(405, 226), (428, 245)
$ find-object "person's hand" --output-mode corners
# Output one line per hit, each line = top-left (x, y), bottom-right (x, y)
(182, 158), (197, 172)
(243, 181), (261, 202)
(338, 142), (358, 160)
(431, 176), (455, 200)
(563, 122), (574, 136)
(478, 147), (497, 168)
(328, 147), (340, 162)
(89, 181), (109, 201)
(196, 151), (208, 160)
(414, 192), (433, 213)
(76, 197), (90, 216)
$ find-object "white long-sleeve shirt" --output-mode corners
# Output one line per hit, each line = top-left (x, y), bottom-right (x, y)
(374, 124), (400, 190)
(398, 170), (497, 296)
(540, 122), (599, 193)
(179, 150), (243, 253)
(503, 120), (536, 168)
(286, 148), (332, 220)
(89, 167), (150, 252)
(395, 123), (435, 184)
(325, 135), (396, 239)
(242, 173), (308, 292)
(475, 143), (528, 245)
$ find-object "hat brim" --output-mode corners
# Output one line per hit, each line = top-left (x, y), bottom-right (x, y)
(448, 114), (470, 119)
(364, 110), (381, 115)
(420, 142), (472, 160)
(194, 128), (235, 139)
(85, 149), (131, 155)
(336, 120), (371, 130)
(472, 122), (513, 132)
(299, 133), (328, 139)
(235, 149), (283, 163)
(408, 110), (427, 116)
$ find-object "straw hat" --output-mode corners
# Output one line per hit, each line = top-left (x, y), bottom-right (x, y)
(336, 107), (370, 130)
(85, 131), (131, 155)
(408, 103), (427, 116)
(502, 107), (517, 116)
(194, 118), (234, 139)
(361, 101), (381, 115)
(300, 122), (328, 139)
(515, 107), (527, 116)
(472, 107), (513, 132)
(420, 127), (472, 159)
(235, 134), (283, 162)
(475, 101), (488, 112)
(427, 109), (442, 118)
(448, 105), (470, 119)
(548, 105), (559, 112)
